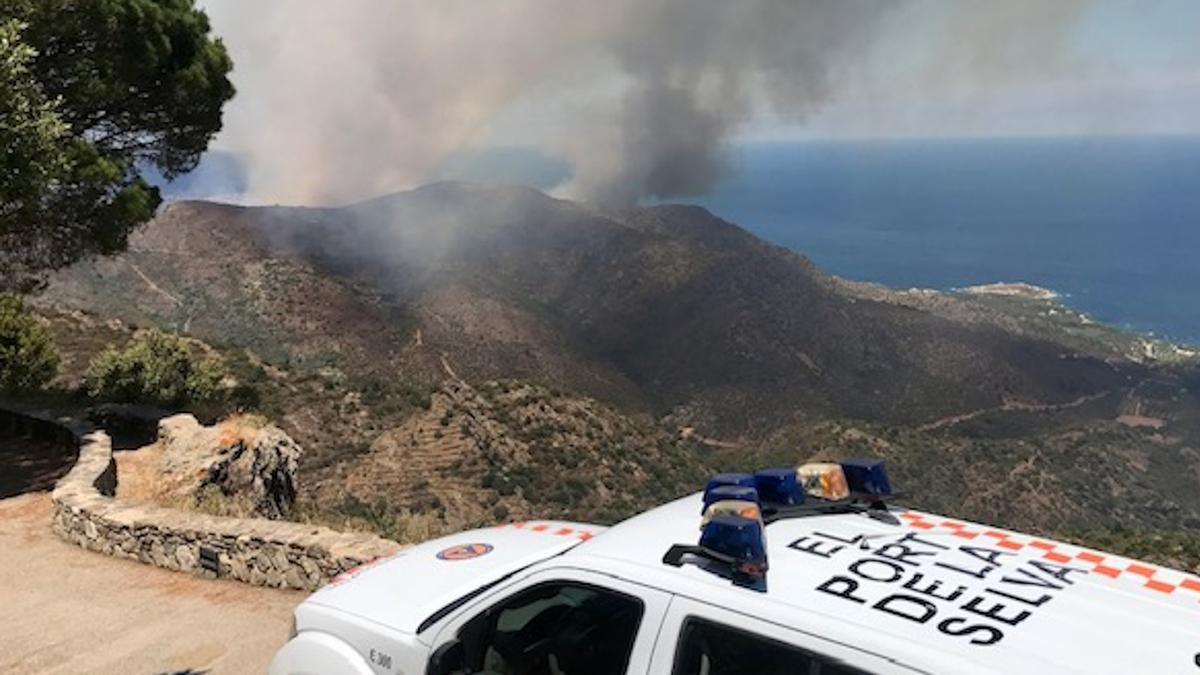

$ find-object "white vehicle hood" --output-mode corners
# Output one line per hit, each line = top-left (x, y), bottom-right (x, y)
(305, 520), (603, 637)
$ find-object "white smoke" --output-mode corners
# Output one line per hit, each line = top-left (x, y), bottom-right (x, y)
(199, 0), (1104, 206)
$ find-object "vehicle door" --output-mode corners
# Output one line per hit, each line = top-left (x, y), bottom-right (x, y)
(426, 567), (671, 675)
(647, 596), (924, 675)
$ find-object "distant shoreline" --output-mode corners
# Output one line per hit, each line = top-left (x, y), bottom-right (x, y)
(958, 282), (1059, 301)
(948, 280), (1198, 357)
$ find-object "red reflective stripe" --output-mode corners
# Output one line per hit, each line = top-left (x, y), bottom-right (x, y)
(1043, 551), (1072, 564)
(1126, 563), (1157, 578)
(1144, 579), (1175, 594)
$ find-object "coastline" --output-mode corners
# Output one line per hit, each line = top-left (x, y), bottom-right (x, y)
(834, 273), (1199, 362)
(952, 281), (1199, 360)
(958, 281), (1059, 301)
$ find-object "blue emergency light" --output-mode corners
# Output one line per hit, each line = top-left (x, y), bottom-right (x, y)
(840, 459), (892, 496)
(701, 484), (759, 512)
(699, 515), (769, 578)
(704, 473), (756, 492)
(667, 460), (898, 583)
(753, 468), (806, 506)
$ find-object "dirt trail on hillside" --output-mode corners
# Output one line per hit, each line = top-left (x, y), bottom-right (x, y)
(917, 390), (1111, 432)
(0, 493), (301, 674)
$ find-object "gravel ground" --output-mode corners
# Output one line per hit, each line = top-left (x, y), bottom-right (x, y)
(0, 493), (303, 674)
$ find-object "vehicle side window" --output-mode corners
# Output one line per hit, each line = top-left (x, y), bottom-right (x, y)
(672, 617), (874, 675)
(460, 581), (644, 675)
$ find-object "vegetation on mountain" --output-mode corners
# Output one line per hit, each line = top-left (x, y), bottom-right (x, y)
(306, 380), (710, 542)
(731, 414), (1200, 536)
(40, 188), (1134, 437)
(29, 185), (1200, 563)
(85, 329), (224, 407)
(0, 293), (58, 392)
(0, 0), (233, 290)
(1063, 531), (1200, 575)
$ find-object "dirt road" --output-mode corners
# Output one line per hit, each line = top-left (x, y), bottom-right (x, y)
(0, 493), (302, 674)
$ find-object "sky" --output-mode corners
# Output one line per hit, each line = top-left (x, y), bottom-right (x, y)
(784, 0), (1200, 139)
(195, 0), (1200, 205)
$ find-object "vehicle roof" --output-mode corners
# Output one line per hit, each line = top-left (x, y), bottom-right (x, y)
(564, 493), (1200, 674)
(306, 520), (603, 636)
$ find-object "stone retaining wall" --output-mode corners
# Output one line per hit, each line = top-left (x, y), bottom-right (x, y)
(50, 426), (402, 591)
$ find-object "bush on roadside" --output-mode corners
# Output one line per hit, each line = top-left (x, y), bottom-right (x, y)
(85, 329), (225, 407)
(0, 293), (59, 392)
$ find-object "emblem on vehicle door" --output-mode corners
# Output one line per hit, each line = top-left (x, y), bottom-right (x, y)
(436, 543), (494, 560)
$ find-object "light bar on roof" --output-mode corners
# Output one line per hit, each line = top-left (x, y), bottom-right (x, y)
(797, 463), (850, 500)
(701, 484), (758, 511)
(753, 467), (806, 506)
(666, 458), (897, 582)
(699, 515), (768, 579)
(841, 458), (892, 496)
(704, 473), (756, 492)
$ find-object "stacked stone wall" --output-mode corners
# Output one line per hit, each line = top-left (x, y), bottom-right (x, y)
(43, 420), (400, 591)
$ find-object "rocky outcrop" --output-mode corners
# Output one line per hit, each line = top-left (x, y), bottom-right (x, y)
(51, 426), (402, 591)
(158, 414), (300, 519)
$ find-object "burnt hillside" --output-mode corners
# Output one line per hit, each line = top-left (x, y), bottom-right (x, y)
(42, 182), (1133, 438)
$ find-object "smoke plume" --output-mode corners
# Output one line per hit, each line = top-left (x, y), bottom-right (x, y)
(199, 0), (1101, 206)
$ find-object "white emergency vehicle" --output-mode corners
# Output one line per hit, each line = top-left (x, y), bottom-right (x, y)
(270, 460), (1200, 675)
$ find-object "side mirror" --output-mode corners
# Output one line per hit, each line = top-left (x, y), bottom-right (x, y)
(427, 639), (465, 675)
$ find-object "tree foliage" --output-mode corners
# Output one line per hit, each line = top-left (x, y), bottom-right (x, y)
(0, 1), (234, 290)
(86, 329), (224, 407)
(0, 293), (59, 392)
(0, 20), (67, 223)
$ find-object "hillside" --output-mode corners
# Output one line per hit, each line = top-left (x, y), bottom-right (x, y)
(308, 380), (709, 541)
(40, 182), (1137, 436)
(33, 182), (1200, 547)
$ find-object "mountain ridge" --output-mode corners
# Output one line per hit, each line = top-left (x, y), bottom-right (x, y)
(40, 182), (1148, 438)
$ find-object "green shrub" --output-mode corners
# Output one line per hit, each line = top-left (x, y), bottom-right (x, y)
(0, 294), (59, 392)
(85, 329), (224, 407)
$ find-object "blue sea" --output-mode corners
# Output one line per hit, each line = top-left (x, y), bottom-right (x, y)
(671, 136), (1200, 345)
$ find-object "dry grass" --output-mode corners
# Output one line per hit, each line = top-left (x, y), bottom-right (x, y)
(113, 442), (177, 505)
(214, 413), (270, 448)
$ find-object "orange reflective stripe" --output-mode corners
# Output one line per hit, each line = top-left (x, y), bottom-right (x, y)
(1126, 563), (1157, 578)
(1144, 579), (1175, 594)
